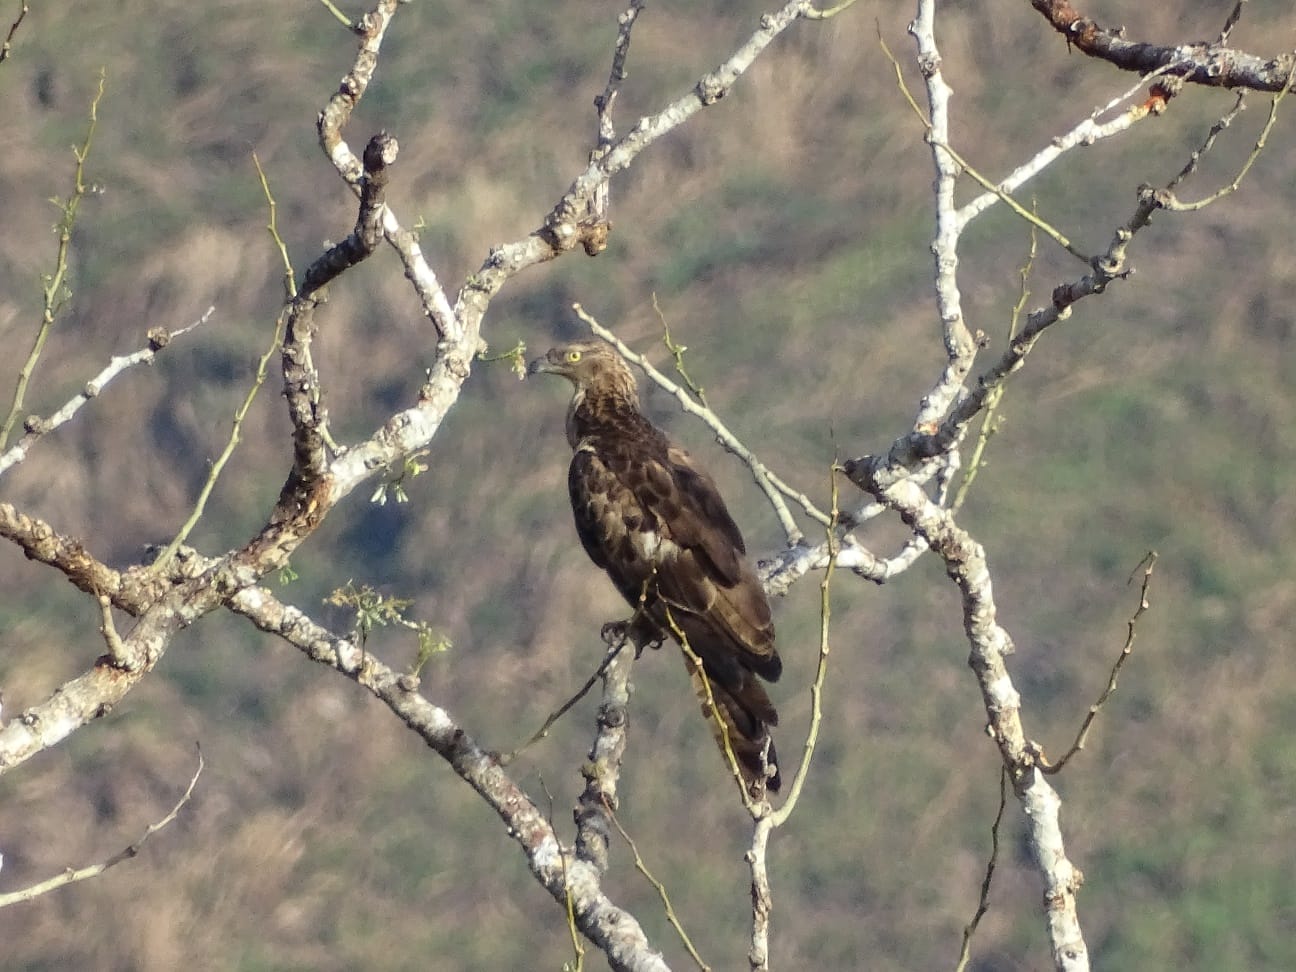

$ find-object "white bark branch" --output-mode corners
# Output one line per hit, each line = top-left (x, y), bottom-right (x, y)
(843, 459), (1089, 970)
(228, 584), (672, 972)
(0, 308), (212, 478)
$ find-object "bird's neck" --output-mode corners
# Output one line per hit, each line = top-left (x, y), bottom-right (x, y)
(565, 386), (641, 449)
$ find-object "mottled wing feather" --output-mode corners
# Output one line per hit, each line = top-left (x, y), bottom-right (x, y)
(652, 551), (780, 682)
(570, 427), (780, 680)
(664, 445), (745, 581)
(646, 451), (780, 682)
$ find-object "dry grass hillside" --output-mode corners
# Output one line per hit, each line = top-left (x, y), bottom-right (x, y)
(2, 1), (1296, 969)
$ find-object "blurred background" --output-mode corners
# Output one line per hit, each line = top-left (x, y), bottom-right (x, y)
(2, 1), (1295, 968)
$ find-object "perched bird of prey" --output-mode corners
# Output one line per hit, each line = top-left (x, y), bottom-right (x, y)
(529, 341), (782, 794)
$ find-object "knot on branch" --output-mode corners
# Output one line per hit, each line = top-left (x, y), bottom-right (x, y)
(596, 699), (627, 730)
(362, 131), (399, 179)
(544, 215), (575, 243)
(579, 220), (612, 256)
(696, 74), (726, 105)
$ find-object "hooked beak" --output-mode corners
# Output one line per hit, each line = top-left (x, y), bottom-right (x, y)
(527, 348), (567, 378)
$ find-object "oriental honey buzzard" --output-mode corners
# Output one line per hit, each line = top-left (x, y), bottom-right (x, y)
(530, 341), (782, 794)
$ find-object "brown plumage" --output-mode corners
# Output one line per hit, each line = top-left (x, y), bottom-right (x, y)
(530, 341), (782, 794)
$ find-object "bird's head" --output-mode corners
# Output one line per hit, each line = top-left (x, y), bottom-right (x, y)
(528, 342), (639, 401)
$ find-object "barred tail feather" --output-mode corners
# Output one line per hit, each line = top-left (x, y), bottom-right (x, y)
(682, 650), (781, 795)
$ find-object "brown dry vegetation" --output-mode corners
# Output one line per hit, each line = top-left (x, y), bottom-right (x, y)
(3, 1), (1296, 969)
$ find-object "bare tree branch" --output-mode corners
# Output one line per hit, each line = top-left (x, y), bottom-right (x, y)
(954, 62), (1183, 231)
(841, 463), (1089, 970)
(0, 746), (203, 909)
(1028, 0), (1296, 91)
(7, 0), (1283, 967)
(226, 584), (671, 972)
(573, 646), (634, 877)
(0, 308), (213, 478)
(747, 468), (841, 971)
(1042, 553), (1157, 775)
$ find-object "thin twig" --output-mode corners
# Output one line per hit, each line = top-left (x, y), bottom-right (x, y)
(668, 611), (755, 811)
(154, 312), (285, 569)
(1166, 93), (1247, 194)
(936, 137), (1092, 264)
(955, 767), (1008, 972)
(153, 161), (297, 569)
(603, 795), (711, 971)
(1159, 60), (1294, 210)
(253, 152), (298, 299)
(1042, 552), (1157, 774)
(503, 581), (656, 764)
(316, 0), (356, 30)
(0, 309), (213, 478)
(96, 594), (132, 670)
(594, 0), (645, 146)
(951, 223), (1035, 514)
(802, 0), (860, 20)
(499, 636), (629, 765)
(748, 463), (841, 971)
(652, 294), (708, 406)
(0, 746), (204, 908)
(1219, 0), (1247, 44)
(882, 26), (1185, 240)
(0, 0), (28, 63)
(878, 31), (1090, 264)
(540, 777), (585, 972)
(769, 463), (839, 822)
(580, 0), (648, 256)
(1, 71), (107, 449)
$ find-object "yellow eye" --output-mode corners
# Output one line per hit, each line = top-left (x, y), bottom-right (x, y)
(565, 350), (582, 363)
